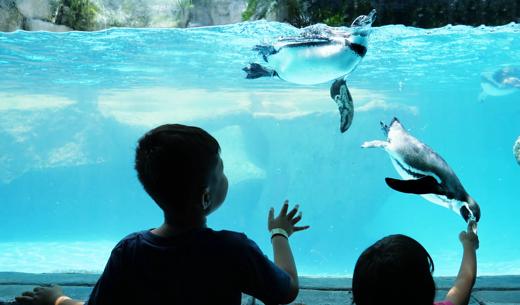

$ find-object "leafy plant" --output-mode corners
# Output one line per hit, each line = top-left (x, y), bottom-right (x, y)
(177, 0), (194, 11)
(55, 0), (99, 31)
(323, 14), (344, 26)
(242, 0), (259, 21)
(176, 0), (193, 27)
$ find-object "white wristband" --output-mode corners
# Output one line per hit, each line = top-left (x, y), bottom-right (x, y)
(270, 228), (289, 240)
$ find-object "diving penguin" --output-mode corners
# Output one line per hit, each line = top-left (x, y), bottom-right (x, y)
(243, 10), (376, 133)
(361, 118), (481, 225)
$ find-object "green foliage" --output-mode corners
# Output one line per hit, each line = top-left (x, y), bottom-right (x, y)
(285, 0), (307, 27)
(121, 0), (150, 27)
(175, 0), (193, 27)
(55, 0), (99, 31)
(177, 0), (194, 11)
(305, 0), (373, 27)
(323, 14), (344, 27)
(242, 0), (375, 27)
(242, 0), (259, 21)
(243, 0), (519, 28)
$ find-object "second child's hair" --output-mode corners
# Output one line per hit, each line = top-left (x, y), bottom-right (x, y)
(352, 234), (436, 305)
(134, 124), (220, 211)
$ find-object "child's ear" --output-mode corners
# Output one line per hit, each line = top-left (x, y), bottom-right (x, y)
(202, 188), (211, 210)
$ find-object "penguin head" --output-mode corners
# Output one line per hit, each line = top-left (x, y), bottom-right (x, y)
(460, 196), (480, 223)
(348, 9), (376, 46)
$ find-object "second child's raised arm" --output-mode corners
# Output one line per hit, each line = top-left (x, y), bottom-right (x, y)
(445, 221), (479, 305)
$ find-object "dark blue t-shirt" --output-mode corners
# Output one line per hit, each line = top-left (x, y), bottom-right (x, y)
(85, 228), (291, 305)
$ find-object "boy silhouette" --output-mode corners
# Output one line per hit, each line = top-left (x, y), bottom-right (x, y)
(16, 124), (309, 305)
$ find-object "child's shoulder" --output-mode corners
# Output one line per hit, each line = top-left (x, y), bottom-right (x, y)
(110, 229), (260, 253)
(111, 230), (150, 250)
(210, 229), (252, 245)
(209, 229), (265, 252)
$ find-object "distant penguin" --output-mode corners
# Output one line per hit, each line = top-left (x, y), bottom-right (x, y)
(479, 66), (520, 102)
(514, 136), (520, 166)
(361, 118), (481, 225)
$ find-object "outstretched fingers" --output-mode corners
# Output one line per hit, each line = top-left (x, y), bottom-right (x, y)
(268, 207), (275, 222)
(15, 292), (35, 304)
(279, 200), (289, 217)
(291, 212), (302, 225)
(15, 297), (34, 304)
(294, 225), (310, 232)
(287, 204), (299, 219)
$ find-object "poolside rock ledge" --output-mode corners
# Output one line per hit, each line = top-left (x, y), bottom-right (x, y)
(0, 273), (519, 304)
(0, 1), (24, 31)
(0, 0), (247, 31)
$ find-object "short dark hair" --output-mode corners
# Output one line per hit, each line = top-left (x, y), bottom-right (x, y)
(135, 124), (220, 211)
(352, 234), (436, 305)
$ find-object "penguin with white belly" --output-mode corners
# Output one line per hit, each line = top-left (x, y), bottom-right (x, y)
(243, 10), (376, 133)
(362, 118), (481, 228)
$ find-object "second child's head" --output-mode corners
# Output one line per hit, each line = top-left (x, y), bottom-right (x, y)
(352, 234), (436, 305)
(134, 124), (228, 224)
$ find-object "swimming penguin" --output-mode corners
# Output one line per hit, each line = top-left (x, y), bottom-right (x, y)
(361, 118), (481, 225)
(243, 10), (376, 133)
(243, 9), (376, 85)
(514, 136), (520, 166)
(479, 66), (520, 102)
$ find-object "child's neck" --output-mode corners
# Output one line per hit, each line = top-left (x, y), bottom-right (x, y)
(152, 215), (207, 237)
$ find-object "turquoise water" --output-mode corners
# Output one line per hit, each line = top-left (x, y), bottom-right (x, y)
(0, 22), (519, 276)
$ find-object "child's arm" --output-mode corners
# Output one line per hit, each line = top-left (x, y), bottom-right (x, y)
(445, 220), (479, 305)
(15, 285), (84, 305)
(268, 200), (310, 304)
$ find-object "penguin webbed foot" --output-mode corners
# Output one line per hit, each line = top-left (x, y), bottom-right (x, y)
(385, 176), (444, 195)
(243, 63), (276, 79)
(252, 44), (278, 62)
(330, 78), (354, 133)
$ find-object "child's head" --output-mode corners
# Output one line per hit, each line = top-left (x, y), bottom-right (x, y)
(352, 234), (436, 305)
(134, 124), (228, 222)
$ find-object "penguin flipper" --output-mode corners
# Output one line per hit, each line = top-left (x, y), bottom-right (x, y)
(385, 176), (444, 195)
(361, 140), (387, 148)
(243, 63), (277, 79)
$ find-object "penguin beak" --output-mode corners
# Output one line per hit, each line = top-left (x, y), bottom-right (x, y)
(471, 202), (481, 222)
(460, 198), (481, 223)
